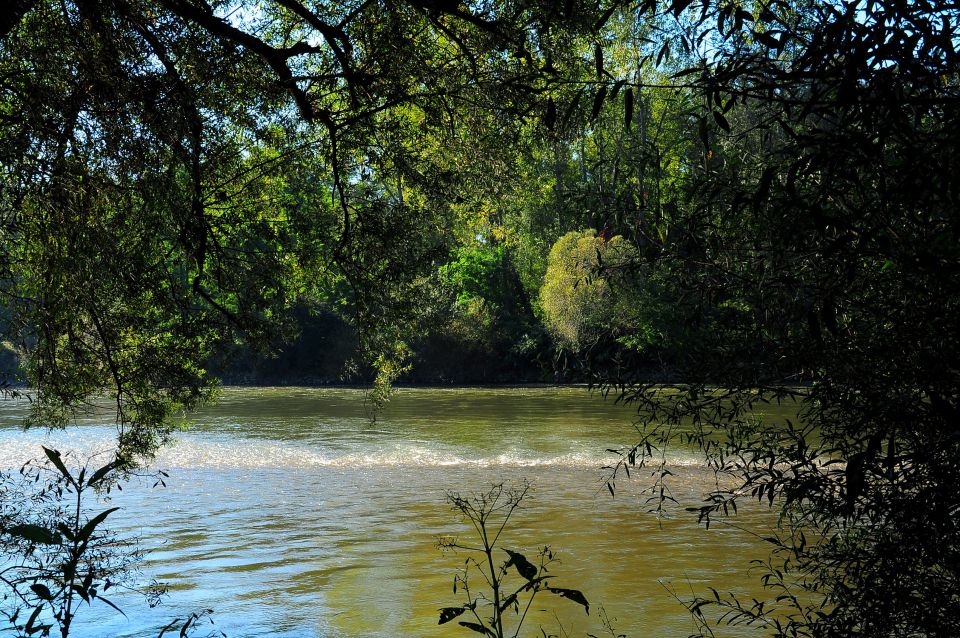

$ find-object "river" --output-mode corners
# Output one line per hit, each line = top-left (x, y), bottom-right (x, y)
(0, 387), (785, 637)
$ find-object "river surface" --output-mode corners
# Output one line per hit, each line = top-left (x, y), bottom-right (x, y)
(0, 387), (788, 638)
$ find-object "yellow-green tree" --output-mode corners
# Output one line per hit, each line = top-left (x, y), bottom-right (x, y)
(540, 229), (638, 351)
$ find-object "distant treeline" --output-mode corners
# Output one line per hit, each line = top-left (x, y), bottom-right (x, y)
(211, 300), (562, 386)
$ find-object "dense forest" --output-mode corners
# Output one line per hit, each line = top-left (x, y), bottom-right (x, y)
(1, 0), (959, 636)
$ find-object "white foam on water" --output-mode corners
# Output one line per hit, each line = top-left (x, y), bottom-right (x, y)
(0, 426), (118, 469)
(153, 438), (618, 469)
(0, 427), (705, 471)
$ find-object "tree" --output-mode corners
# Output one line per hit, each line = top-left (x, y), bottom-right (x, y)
(382, 245), (533, 383)
(0, 0), (602, 461)
(0, 3), (602, 631)
(596, 1), (960, 636)
(0, 0), (310, 461)
(540, 229), (639, 352)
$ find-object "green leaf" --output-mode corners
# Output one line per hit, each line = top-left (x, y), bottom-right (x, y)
(590, 85), (607, 122)
(656, 42), (670, 65)
(30, 583), (53, 601)
(43, 447), (75, 486)
(503, 549), (538, 580)
(95, 594), (127, 618)
(459, 621), (495, 636)
(7, 524), (62, 545)
(671, 66), (701, 79)
(499, 592), (518, 612)
(86, 461), (119, 489)
(547, 587), (590, 614)
(77, 507), (120, 544)
(753, 30), (781, 49)
(671, 0), (694, 17)
(544, 97), (556, 131)
(438, 607), (466, 624)
(713, 110), (730, 132)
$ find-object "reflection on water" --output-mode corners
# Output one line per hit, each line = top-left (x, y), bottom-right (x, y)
(0, 388), (789, 637)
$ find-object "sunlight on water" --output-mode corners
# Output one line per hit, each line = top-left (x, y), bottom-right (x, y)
(0, 388), (793, 637)
(0, 428), (706, 470)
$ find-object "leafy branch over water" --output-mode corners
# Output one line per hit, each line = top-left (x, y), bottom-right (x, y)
(0, 448), (223, 638)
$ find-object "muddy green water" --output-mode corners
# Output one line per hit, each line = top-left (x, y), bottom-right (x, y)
(0, 387), (788, 637)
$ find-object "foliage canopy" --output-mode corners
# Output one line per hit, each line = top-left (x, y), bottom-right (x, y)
(2, 0), (960, 636)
